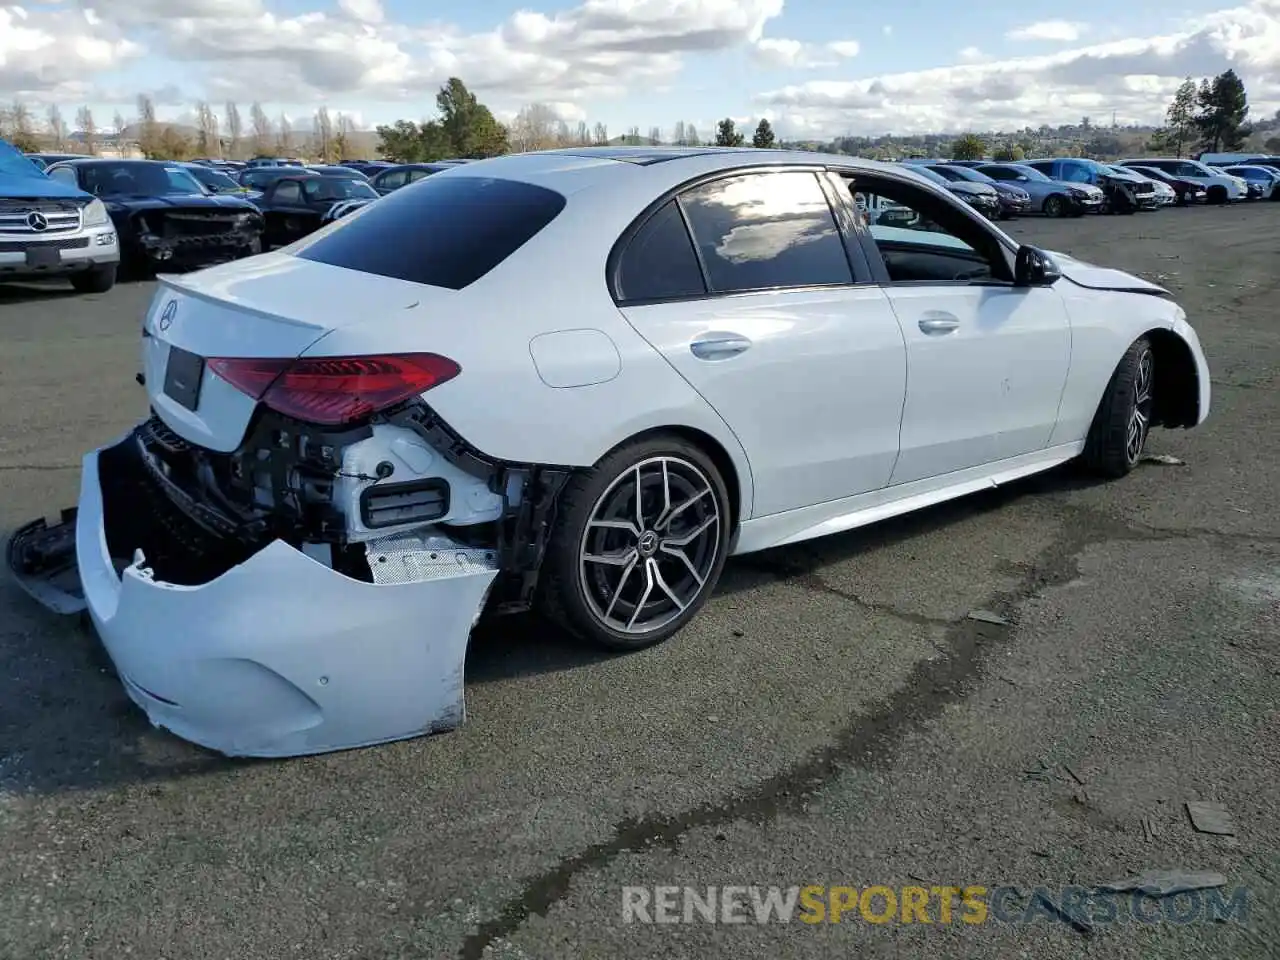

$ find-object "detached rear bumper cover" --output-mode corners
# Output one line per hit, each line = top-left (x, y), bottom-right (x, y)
(51, 440), (497, 758)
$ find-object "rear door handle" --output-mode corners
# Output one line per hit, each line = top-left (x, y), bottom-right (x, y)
(918, 313), (960, 335)
(690, 333), (752, 360)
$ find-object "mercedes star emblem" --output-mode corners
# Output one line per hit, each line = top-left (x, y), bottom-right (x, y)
(158, 299), (178, 332)
(26, 212), (49, 232)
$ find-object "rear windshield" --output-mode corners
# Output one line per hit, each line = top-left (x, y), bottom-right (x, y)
(292, 175), (567, 290)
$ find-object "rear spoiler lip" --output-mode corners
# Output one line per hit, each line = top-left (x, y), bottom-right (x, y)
(154, 271), (332, 333)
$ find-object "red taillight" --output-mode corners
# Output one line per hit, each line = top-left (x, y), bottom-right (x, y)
(207, 353), (460, 426)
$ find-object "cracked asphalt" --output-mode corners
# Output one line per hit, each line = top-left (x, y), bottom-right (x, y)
(2, 205), (1278, 960)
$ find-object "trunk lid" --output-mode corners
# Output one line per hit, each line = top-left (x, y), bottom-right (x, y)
(142, 252), (445, 451)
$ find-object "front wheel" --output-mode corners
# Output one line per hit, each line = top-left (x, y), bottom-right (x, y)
(538, 436), (732, 650)
(69, 264), (117, 294)
(1082, 336), (1154, 478)
(1043, 195), (1066, 218)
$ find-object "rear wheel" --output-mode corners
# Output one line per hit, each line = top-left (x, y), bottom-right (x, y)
(69, 264), (117, 294)
(1043, 195), (1066, 217)
(538, 436), (731, 650)
(1207, 185), (1229, 205)
(1082, 336), (1154, 478)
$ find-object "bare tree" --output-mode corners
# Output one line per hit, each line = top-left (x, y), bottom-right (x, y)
(508, 103), (560, 152)
(113, 111), (126, 136)
(686, 123), (700, 146)
(647, 126), (662, 145)
(225, 102), (243, 160)
(672, 121), (687, 146)
(75, 106), (99, 155)
(249, 102), (272, 156)
(46, 104), (68, 149)
(593, 121), (608, 145)
(136, 94), (160, 157)
(276, 113), (293, 155)
(314, 106), (333, 161)
(10, 101), (33, 136)
(555, 120), (572, 147)
(626, 125), (641, 145)
(334, 112), (356, 159)
(195, 101), (220, 157)
(574, 121), (590, 146)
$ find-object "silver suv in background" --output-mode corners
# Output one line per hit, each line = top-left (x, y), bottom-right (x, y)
(0, 139), (120, 293)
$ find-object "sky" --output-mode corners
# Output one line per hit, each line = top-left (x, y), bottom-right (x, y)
(1, 0), (1278, 140)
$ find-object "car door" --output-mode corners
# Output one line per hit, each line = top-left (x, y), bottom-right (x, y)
(837, 171), (1072, 485)
(614, 169), (906, 518)
(267, 178), (316, 243)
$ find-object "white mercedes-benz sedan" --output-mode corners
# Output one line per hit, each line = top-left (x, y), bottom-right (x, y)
(8, 147), (1211, 757)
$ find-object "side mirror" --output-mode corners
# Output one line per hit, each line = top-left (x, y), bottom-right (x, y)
(1015, 245), (1061, 286)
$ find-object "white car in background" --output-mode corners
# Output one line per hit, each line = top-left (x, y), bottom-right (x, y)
(8, 147), (1211, 758)
(1117, 157), (1244, 204)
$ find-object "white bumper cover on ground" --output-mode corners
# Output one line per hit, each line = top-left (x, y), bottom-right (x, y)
(75, 442), (498, 758)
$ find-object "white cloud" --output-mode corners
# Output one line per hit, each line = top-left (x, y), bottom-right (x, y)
(0, 4), (142, 100)
(958, 46), (986, 63)
(759, 0), (1280, 136)
(338, 0), (384, 23)
(752, 36), (859, 68)
(882, 25), (892, 37)
(1006, 20), (1088, 43)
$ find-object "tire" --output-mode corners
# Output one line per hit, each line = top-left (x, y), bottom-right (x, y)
(1081, 336), (1155, 478)
(1207, 185), (1228, 205)
(69, 264), (117, 294)
(538, 435), (732, 651)
(1043, 195), (1066, 218)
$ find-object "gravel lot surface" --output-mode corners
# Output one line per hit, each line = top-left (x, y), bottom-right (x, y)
(1, 205), (1277, 959)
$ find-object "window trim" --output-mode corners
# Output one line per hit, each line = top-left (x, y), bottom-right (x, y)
(828, 169), (1018, 288)
(607, 163), (867, 306)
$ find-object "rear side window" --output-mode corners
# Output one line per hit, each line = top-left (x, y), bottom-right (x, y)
(615, 200), (705, 302)
(678, 171), (853, 294)
(294, 175), (566, 290)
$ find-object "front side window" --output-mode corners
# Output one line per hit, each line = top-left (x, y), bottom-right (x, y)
(374, 170), (407, 190)
(273, 180), (303, 203)
(678, 171), (852, 294)
(841, 174), (1010, 285)
(46, 166), (78, 186)
(1060, 162), (1095, 184)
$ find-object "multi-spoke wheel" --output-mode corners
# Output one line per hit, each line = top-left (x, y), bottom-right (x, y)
(1083, 335), (1156, 478)
(539, 436), (731, 650)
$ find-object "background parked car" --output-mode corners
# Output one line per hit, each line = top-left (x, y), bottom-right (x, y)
(251, 169), (379, 246)
(305, 164), (371, 180)
(180, 162), (262, 199)
(2, 138), (120, 293)
(1024, 158), (1158, 213)
(900, 163), (1001, 218)
(24, 152), (93, 171)
(43, 159), (263, 273)
(369, 163), (458, 195)
(974, 162), (1103, 217)
(1221, 164), (1280, 200)
(1117, 158), (1243, 204)
(337, 160), (397, 177)
(922, 163), (1031, 219)
(1121, 165), (1207, 206)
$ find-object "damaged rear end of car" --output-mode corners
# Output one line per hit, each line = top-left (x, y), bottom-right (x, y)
(8, 171), (580, 758)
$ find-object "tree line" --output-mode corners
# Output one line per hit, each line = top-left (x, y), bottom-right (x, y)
(944, 69), (1268, 162)
(3, 69), (1272, 166)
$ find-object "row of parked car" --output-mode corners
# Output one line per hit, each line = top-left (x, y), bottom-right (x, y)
(5, 139), (1278, 296)
(3, 147), (478, 293)
(896, 154), (1280, 219)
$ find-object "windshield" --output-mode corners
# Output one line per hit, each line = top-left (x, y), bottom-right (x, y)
(1005, 164), (1052, 182)
(0, 139), (45, 179)
(304, 177), (379, 201)
(188, 167), (240, 191)
(938, 165), (996, 184)
(81, 162), (208, 197)
(908, 165), (950, 186)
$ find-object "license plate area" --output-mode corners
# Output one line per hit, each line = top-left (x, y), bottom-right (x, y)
(163, 347), (205, 411)
(25, 245), (61, 268)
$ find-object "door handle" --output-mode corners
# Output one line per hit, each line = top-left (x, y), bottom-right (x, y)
(690, 333), (752, 360)
(918, 313), (960, 335)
